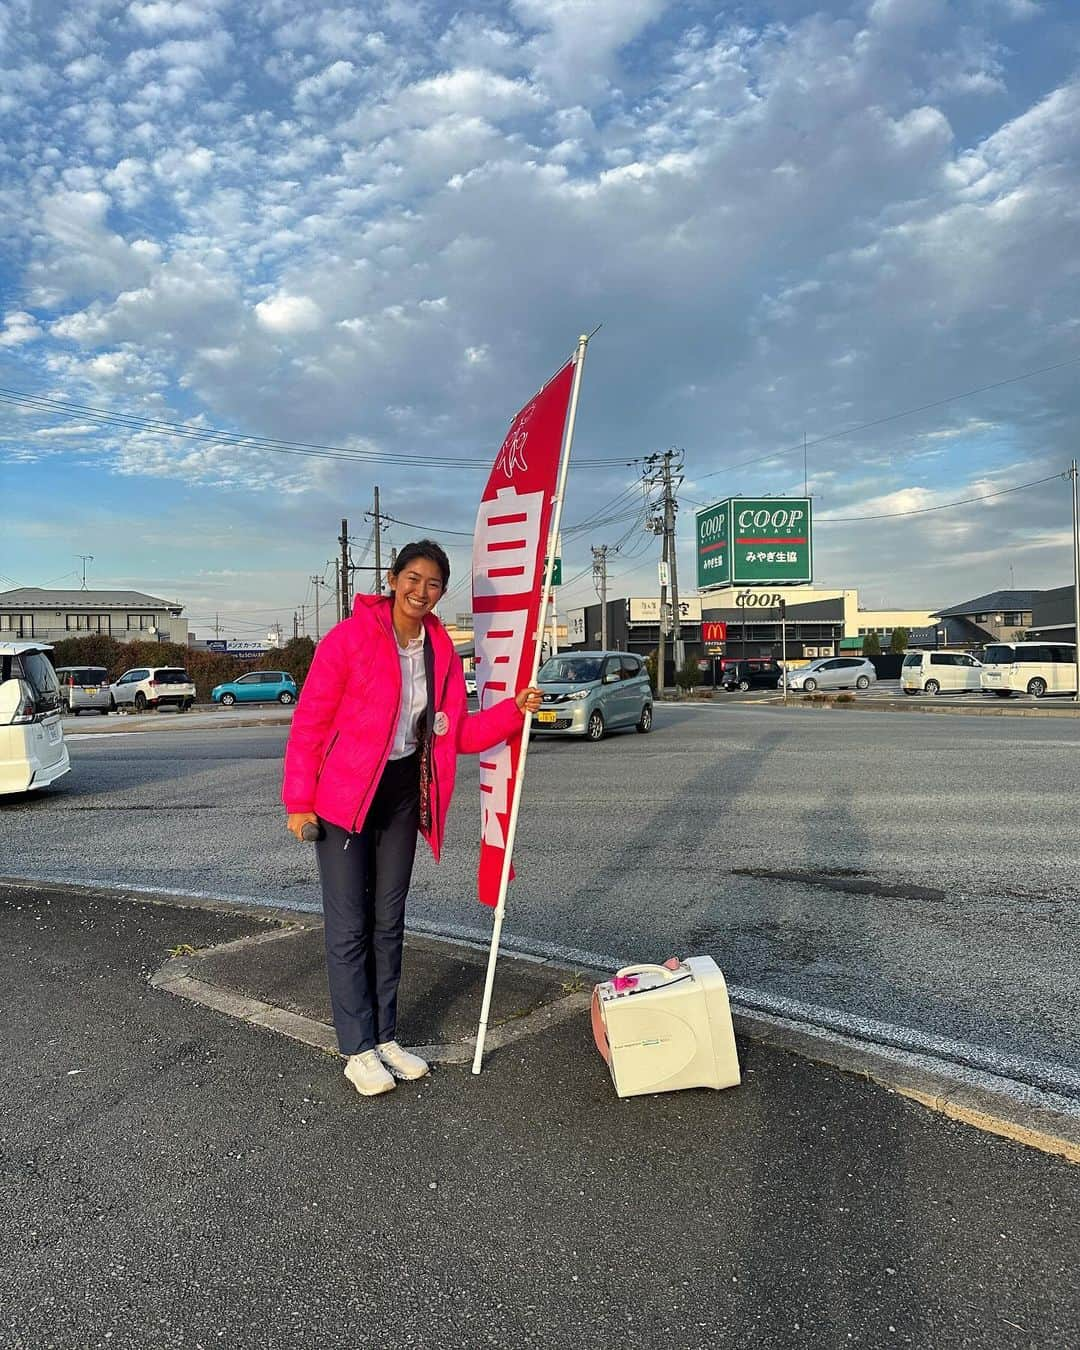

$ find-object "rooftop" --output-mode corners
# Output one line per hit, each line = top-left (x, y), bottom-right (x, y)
(0, 587), (183, 612)
(931, 590), (1041, 619)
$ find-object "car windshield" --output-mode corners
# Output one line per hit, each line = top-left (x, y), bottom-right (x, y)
(156, 670), (191, 684)
(538, 657), (602, 683)
(901, 653), (921, 667)
(16, 652), (61, 713)
(983, 645), (1014, 665)
(803, 659), (828, 671)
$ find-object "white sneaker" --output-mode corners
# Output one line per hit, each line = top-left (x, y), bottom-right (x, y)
(344, 1049), (396, 1097)
(376, 1040), (430, 1080)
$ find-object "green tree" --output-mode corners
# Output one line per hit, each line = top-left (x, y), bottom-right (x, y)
(890, 627), (909, 653)
(644, 650), (659, 693)
(862, 631), (881, 656)
(676, 653), (702, 694)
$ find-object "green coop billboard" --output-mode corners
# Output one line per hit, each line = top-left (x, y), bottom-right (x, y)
(696, 497), (812, 589)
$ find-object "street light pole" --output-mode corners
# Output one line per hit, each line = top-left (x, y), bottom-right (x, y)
(1071, 458), (1080, 704)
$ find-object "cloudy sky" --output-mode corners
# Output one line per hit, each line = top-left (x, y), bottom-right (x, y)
(1, 0), (1078, 638)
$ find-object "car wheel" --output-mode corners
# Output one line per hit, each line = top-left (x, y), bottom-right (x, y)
(134, 692), (147, 712)
(586, 709), (605, 741)
(802, 677), (817, 692)
(109, 697), (117, 711)
(902, 688), (917, 696)
(636, 704), (653, 734)
(738, 679), (751, 692)
(278, 691), (295, 705)
(99, 707), (110, 717)
(924, 679), (941, 695)
(220, 692), (236, 706)
(994, 691), (1012, 698)
(71, 707), (80, 717)
(1028, 677), (1047, 698)
(856, 675), (870, 690)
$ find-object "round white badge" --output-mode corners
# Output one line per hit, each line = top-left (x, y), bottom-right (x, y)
(433, 711), (449, 736)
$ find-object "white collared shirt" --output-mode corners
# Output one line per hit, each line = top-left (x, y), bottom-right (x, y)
(389, 631), (427, 760)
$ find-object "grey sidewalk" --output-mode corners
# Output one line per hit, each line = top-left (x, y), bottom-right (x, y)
(3, 879), (1079, 1349)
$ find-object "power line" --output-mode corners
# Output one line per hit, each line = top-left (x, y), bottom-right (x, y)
(819, 472), (1066, 522)
(696, 354), (1080, 485)
(0, 384), (630, 470)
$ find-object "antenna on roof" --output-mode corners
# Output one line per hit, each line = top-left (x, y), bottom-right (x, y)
(76, 555), (94, 590)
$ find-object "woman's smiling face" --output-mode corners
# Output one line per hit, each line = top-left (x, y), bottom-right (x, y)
(389, 556), (445, 630)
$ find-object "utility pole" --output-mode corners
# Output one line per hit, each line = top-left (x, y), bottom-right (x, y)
(373, 486), (382, 592)
(332, 559), (341, 625)
(1071, 459), (1080, 704)
(77, 554), (94, 590)
(339, 519), (350, 617)
(212, 613), (222, 638)
(311, 575), (326, 641)
(292, 610), (299, 641)
(643, 447), (685, 693)
(592, 545), (609, 648)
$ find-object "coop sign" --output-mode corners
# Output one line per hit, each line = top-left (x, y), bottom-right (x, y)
(696, 497), (813, 589)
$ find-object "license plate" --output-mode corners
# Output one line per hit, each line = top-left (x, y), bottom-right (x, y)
(536, 711), (556, 724)
(48, 724), (61, 743)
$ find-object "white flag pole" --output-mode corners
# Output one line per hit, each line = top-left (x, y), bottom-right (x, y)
(472, 332), (591, 1075)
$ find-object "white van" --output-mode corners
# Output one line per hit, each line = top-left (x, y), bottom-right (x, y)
(980, 641), (1078, 698)
(0, 641), (70, 794)
(901, 649), (983, 695)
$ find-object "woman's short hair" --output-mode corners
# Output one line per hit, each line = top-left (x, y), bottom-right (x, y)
(391, 539), (450, 589)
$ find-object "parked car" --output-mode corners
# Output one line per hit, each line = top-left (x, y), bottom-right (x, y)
(211, 671), (297, 706)
(786, 656), (877, 693)
(721, 659), (783, 691)
(110, 666), (196, 713)
(901, 650), (982, 695)
(979, 641), (1078, 699)
(0, 641), (70, 794)
(463, 671), (478, 698)
(55, 665), (112, 716)
(533, 651), (653, 741)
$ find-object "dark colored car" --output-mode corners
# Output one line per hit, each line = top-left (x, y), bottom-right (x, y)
(722, 659), (783, 691)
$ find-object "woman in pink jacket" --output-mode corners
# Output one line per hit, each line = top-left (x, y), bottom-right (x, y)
(283, 539), (541, 1098)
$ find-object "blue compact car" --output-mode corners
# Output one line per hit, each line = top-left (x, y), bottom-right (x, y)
(211, 670), (297, 706)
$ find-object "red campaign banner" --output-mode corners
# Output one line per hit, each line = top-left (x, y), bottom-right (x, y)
(472, 360), (575, 907)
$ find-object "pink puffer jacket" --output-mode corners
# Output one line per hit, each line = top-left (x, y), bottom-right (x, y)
(281, 593), (523, 860)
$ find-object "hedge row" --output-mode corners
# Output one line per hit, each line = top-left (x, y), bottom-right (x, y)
(47, 635), (317, 703)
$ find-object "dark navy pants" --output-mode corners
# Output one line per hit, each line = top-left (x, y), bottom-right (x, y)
(315, 753), (420, 1055)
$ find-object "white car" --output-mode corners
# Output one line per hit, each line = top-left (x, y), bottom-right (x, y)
(0, 641), (70, 794)
(110, 666), (196, 713)
(980, 641), (1078, 699)
(901, 650), (983, 695)
(786, 656), (877, 693)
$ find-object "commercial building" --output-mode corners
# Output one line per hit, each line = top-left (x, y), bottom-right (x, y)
(0, 589), (189, 645)
(564, 587), (935, 668)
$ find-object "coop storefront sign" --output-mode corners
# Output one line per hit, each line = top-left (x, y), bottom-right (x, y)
(696, 497), (812, 588)
(734, 592), (783, 608)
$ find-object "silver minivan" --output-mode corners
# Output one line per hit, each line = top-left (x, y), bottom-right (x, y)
(533, 650), (653, 741)
(55, 665), (112, 716)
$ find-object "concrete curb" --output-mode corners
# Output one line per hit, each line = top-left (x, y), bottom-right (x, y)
(732, 1007), (1080, 1164)
(5, 877), (1077, 1161)
(150, 922), (593, 1066)
(64, 711), (295, 735)
(762, 695), (1080, 718)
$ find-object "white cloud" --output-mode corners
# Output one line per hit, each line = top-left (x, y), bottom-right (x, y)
(254, 293), (324, 334)
(130, 1), (220, 34)
(0, 311), (42, 346)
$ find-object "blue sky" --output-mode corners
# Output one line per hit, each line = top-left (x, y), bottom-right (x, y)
(1, 0), (1078, 638)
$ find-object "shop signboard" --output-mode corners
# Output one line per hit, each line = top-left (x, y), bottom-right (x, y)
(567, 608), (586, 643)
(697, 497), (812, 588)
(628, 597), (702, 625)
